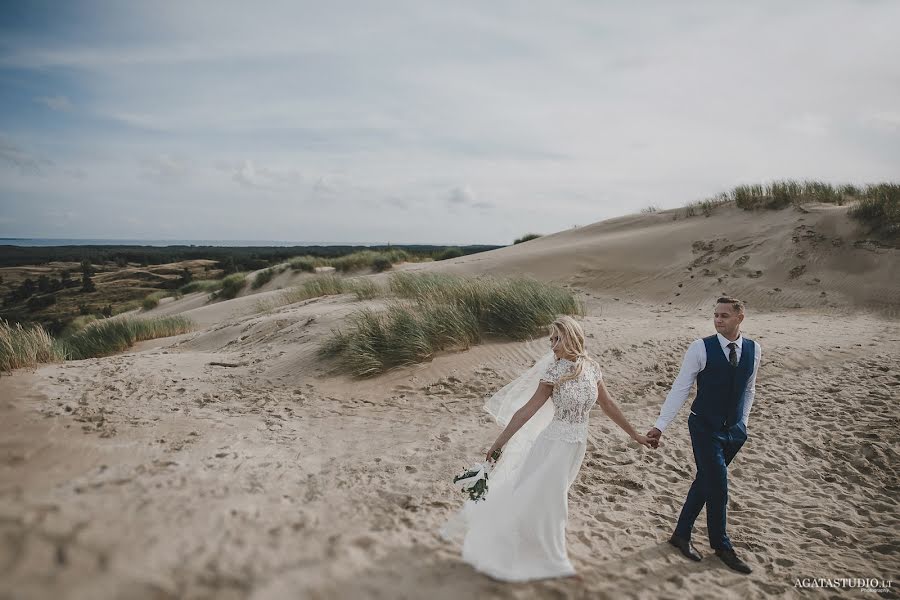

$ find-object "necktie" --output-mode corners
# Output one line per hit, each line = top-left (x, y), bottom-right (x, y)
(727, 342), (738, 367)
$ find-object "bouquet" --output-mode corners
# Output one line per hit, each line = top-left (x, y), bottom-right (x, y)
(452, 448), (502, 503)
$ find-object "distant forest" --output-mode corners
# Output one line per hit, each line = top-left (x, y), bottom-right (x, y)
(0, 244), (503, 271)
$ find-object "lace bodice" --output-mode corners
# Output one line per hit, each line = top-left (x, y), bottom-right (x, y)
(539, 358), (602, 443)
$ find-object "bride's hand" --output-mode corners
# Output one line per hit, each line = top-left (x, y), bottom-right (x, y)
(632, 433), (653, 449)
(486, 443), (503, 462)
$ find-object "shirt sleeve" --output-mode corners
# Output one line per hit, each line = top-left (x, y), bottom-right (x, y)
(654, 339), (705, 432)
(741, 342), (762, 428)
(540, 360), (561, 385)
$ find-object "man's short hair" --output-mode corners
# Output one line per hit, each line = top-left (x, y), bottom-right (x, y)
(716, 296), (745, 313)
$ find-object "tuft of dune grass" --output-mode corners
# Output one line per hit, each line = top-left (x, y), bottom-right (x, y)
(59, 316), (194, 360)
(1, 315), (194, 372)
(322, 273), (582, 377)
(212, 273), (248, 300)
(251, 268), (276, 290)
(0, 319), (64, 372)
(257, 276), (382, 312)
(849, 183), (899, 240)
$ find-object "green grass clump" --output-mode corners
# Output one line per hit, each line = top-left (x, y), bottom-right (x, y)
(179, 279), (223, 294)
(680, 180), (874, 219)
(680, 180), (898, 240)
(113, 300), (143, 315)
(60, 315), (99, 336)
(141, 290), (183, 311)
(849, 183), (900, 240)
(289, 250), (413, 274)
(288, 256), (326, 272)
(295, 275), (349, 299)
(331, 249), (410, 273)
(142, 296), (160, 311)
(513, 233), (542, 244)
(324, 273), (582, 376)
(683, 193), (731, 218)
(371, 256), (393, 272)
(258, 275), (377, 311)
(435, 247), (464, 260)
(0, 319), (64, 372)
(350, 278), (380, 300)
(212, 273), (247, 300)
(251, 268), (276, 289)
(59, 316), (193, 360)
(731, 181), (849, 210)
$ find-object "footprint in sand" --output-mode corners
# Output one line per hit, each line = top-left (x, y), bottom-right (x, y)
(789, 264), (807, 279)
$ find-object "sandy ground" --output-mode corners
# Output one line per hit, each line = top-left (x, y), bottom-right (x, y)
(1, 205), (898, 599)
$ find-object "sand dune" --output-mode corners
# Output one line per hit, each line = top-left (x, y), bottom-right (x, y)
(1, 205), (898, 599)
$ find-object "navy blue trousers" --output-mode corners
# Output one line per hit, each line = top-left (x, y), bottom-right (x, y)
(673, 413), (747, 550)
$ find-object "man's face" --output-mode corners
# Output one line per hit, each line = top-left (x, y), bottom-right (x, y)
(714, 303), (744, 337)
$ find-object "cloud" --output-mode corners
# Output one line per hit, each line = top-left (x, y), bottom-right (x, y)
(0, 137), (53, 175)
(863, 111), (900, 133)
(35, 95), (73, 111)
(218, 159), (304, 190)
(784, 113), (830, 137)
(139, 154), (190, 184)
(443, 186), (494, 212)
(447, 185), (476, 206)
(383, 196), (411, 211)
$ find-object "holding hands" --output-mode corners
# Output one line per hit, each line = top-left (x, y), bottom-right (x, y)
(645, 427), (662, 449)
(632, 432), (655, 449)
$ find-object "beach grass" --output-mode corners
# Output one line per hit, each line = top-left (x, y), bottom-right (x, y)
(141, 290), (168, 311)
(212, 273), (248, 300)
(179, 279), (223, 294)
(0, 319), (64, 372)
(288, 250), (411, 274)
(849, 183), (900, 239)
(679, 181), (898, 234)
(251, 268), (276, 289)
(1, 315), (194, 371)
(256, 275), (381, 311)
(513, 233), (542, 244)
(322, 273), (582, 376)
(58, 316), (194, 360)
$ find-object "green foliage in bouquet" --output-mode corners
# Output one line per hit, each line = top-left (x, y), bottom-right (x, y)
(454, 468), (489, 503)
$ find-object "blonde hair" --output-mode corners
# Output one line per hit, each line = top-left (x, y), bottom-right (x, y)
(549, 315), (599, 384)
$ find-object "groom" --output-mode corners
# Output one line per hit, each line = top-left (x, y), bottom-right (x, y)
(647, 297), (761, 574)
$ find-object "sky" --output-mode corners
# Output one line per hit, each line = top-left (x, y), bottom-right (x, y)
(1, 1), (898, 245)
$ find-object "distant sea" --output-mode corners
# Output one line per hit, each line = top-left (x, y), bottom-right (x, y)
(0, 238), (379, 247)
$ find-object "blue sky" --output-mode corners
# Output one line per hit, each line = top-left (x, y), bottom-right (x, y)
(1, 1), (898, 244)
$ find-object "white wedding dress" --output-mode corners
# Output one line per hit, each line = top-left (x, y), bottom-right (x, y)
(440, 353), (602, 582)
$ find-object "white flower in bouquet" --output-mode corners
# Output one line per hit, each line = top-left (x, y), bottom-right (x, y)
(452, 449), (501, 503)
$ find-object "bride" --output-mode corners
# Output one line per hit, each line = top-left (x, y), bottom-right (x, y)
(441, 315), (652, 582)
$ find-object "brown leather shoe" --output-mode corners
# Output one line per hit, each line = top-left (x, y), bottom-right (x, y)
(715, 548), (752, 574)
(668, 534), (702, 561)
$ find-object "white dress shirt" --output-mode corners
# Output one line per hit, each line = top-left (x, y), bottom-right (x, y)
(654, 332), (761, 432)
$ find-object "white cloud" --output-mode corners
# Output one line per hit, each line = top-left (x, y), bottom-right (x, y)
(784, 113), (830, 137)
(863, 111), (900, 133)
(0, 136), (53, 175)
(34, 95), (73, 111)
(140, 154), (190, 184)
(218, 159), (304, 190)
(447, 185), (476, 206)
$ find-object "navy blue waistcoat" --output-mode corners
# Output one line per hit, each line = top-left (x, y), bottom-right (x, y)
(690, 335), (755, 428)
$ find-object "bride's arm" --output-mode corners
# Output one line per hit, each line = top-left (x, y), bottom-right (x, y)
(596, 379), (652, 448)
(485, 383), (553, 460)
